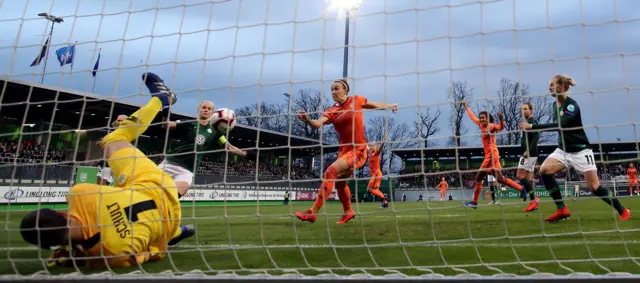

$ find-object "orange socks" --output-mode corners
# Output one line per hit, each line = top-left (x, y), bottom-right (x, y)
(472, 181), (482, 203)
(335, 181), (352, 212)
(368, 188), (385, 200)
(503, 178), (523, 191)
(311, 166), (339, 213)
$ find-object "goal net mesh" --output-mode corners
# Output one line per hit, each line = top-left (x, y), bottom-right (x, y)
(0, 0), (639, 280)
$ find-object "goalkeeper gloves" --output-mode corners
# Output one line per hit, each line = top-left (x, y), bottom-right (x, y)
(47, 244), (86, 268)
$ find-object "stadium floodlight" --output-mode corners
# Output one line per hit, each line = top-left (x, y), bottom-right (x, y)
(330, 0), (363, 11)
(36, 12), (63, 83)
(329, 0), (363, 78)
(38, 13), (64, 23)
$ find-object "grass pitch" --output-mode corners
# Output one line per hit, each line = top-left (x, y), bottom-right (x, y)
(0, 196), (639, 277)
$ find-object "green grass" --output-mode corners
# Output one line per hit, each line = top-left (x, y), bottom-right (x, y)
(0, 197), (639, 277)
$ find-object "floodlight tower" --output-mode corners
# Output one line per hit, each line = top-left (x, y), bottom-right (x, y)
(331, 0), (363, 78)
(37, 13), (64, 84)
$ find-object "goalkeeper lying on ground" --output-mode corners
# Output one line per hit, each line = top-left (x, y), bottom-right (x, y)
(19, 72), (194, 268)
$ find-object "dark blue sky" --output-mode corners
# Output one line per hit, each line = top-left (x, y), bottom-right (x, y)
(1, 0), (639, 146)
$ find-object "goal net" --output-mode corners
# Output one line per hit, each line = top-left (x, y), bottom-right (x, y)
(0, 0), (639, 281)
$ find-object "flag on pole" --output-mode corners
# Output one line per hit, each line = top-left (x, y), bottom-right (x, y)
(30, 36), (50, 67)
(91, 51), (100, 77)
(55, 45), (75, 66)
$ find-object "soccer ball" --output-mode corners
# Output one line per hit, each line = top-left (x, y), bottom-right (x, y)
(210, 108), (237, 133)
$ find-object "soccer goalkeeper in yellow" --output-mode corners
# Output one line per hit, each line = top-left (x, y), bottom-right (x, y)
(19, 72), (193, 268)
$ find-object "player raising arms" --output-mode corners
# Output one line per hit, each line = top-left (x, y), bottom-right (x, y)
(295, 79), (397, 224)
(436, 177), (448, 201)
(367, 140), (388, 208)
(519, 102), (541, 212)
(20, 73), (193, 268)
(462, 101), (523, 208)
(520, 74), (631, 222)
(160, 100), (246, 198)
(628, 163), (638, 196)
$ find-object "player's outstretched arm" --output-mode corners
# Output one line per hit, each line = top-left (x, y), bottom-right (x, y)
(491, 112), (505, 132)
(520, 102), (579, 131)
(363, 100), (398, 113)
(213, 135), (247, 157)
(462, 102), (481, 126)
(297, 110), (329, 129)
(225, 142), (247, 157)
(162, 118), (177, 129)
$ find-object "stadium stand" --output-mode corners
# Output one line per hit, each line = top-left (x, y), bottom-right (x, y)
(394, 143), (640, 190)
(0, 77), (329, 188)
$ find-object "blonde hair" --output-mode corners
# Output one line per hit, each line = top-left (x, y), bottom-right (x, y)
(553, 74), (577, 89)
(198, 100), (214, 110)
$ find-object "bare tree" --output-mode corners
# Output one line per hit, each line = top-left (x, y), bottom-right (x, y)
(448, 81), (473, 147)
(290, 89), (332, 140)
(492, 78), (526, 145)
(365, 116), (416, 174)
(530, 96), (555, 144)
(490, 78), (554, 145)
(414, 107), (441, 148)
(235, 102), (288, 133)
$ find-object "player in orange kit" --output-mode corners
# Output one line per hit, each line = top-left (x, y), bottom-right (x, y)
(295, 79), (397, 224)
(367, 140), (388, 208)
(436, 177), (448, 201)
(462, 101), (523, 208)
(628, 163), (638, 196)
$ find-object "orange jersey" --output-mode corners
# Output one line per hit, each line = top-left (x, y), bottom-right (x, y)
(438, 181), (448, 190)
(465, 107), (504, 157)
(628, 168), (637, 181)
(323, 95), (368, 151)
(368, 144), (384, 174)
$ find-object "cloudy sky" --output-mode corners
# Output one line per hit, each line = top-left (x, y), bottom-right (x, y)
(0, 0), (639, 148)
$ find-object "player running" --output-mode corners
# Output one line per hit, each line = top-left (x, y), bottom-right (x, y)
(436, 177), (448, 201)
(20, 73), (194, 268)
(295, 79), (398, 224)
(367, 140), (388, 208)
(462, 102), (523, 208)
(159, 100), (246, 198)
(519, 102), (541, 212)
(628, 163), (638, 196)
(520, 74), (631, 222)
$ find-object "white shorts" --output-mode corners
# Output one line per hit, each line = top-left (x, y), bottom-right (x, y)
(547, 148), (597, 173)
(487, 174), (496, 182)
(158, 160), (194, 185)
(517, 156), (538, 172)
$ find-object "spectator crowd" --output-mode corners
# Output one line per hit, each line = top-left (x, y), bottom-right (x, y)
(0, 139), (66, 164)
(0, 138), (637, 185)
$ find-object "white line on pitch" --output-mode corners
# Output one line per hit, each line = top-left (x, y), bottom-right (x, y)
(2, 240), (638, 252)
(171, 240), (640, 249)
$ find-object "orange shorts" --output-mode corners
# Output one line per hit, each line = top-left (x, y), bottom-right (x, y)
(480, 155), (501, 172)
(368, 171), (382, 189)
(338, 147), (368, 171)
(440, 189), (447, 194)
(630, 180), (638, 186)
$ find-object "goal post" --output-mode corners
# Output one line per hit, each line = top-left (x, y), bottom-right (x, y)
(1, 0), (640, 281)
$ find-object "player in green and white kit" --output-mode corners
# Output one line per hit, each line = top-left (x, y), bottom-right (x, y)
(520, 74), (631, 222)
(159, 100), (247, 198)
(519, 102), (540, 212)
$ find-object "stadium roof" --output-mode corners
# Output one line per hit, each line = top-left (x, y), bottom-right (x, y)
(393, 142), (640, 160)
(0, 76), (335, 156)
